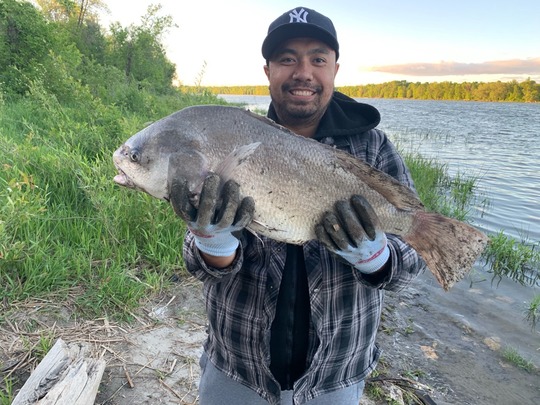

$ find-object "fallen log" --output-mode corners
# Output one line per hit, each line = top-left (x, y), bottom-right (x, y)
(12, 338), (106, 405)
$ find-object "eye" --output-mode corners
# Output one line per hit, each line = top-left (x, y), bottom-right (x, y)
(130, 149), (141, 162)
(278, 56), (295, 65)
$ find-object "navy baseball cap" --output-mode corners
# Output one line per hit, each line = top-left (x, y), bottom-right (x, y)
(262, 7), (339, 61)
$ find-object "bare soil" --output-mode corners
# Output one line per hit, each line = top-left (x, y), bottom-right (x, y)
(1, 274), (538, 405)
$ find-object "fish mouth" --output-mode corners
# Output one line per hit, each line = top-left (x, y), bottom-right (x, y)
(113, 167), (135, 188)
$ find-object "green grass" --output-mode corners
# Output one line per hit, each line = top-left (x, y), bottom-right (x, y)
(0, 86), (225, 319)
(404, 152), (483, 221)
(525, 295), (540, 330)
(0, 377), (14, 405)
(501, 346), (536, 373)
(480, 231), (540, 330)
(481, 231), (540, 287)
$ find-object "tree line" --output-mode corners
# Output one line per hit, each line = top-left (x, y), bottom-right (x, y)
(339, 79), (540, 102)
(195, 79), (540, 102)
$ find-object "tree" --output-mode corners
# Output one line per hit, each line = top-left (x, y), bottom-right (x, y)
(36, 0), (108, 24)
(105, 5), (177, 93)
(0, 0), (56, 95)
(521, 78), (539, 102)
(488, 81), (509, 102)
(507, 81), (523, 102)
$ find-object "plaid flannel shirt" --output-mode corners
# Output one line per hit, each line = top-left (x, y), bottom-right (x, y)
(183, 123), (426, 404)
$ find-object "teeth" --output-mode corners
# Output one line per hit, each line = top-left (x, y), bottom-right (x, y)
(291, 90), (313, 96)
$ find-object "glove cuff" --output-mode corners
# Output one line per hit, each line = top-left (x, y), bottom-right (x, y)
(354, 244), (390, 274)
(193, 231), (239, 257)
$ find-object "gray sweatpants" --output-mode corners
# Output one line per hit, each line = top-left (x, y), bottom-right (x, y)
(198, 353), (365, 405)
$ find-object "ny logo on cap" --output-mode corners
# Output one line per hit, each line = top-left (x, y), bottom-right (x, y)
(289, 8), (308, 23)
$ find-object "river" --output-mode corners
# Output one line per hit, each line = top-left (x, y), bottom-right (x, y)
(218, 94), (540, 365)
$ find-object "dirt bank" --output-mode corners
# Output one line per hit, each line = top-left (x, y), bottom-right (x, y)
(2, 274), (538, 404)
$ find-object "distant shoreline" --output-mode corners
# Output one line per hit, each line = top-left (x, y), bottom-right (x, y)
(179, 79), (540, 103)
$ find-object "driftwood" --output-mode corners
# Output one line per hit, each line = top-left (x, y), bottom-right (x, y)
(12, 338), (106, 405)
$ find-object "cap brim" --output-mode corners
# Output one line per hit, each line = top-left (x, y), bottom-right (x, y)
(262, 24), (339, 60)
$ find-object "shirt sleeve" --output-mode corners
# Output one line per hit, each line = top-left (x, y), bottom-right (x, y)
(182, 230), (244, 282)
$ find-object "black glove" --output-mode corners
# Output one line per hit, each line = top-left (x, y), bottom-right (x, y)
(315, 195), (389, 273)
(170, 173), (255, 256)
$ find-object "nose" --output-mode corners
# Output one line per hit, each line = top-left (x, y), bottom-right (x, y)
(291, 59), (313, 81)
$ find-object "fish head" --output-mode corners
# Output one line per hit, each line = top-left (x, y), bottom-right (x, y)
(113, 113), (210, 201)
(113, 128), (171, 199)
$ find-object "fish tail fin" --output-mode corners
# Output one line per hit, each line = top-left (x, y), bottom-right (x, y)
(403, 211), (489, 291)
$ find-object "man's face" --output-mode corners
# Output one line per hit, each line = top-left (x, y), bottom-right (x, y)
(264, 37), (339, 129)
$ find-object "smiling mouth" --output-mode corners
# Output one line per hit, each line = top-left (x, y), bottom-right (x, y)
(290, 89), (316, 96)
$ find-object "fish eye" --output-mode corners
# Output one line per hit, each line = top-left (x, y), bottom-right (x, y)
(130, 149), (141, 162)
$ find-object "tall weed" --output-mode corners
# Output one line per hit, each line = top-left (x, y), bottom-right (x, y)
(405, 152), (482, 222)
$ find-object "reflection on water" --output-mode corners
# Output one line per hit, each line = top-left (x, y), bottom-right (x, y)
(218, 94), (540, 363)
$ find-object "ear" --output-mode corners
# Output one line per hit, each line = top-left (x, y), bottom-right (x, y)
(263, 64), (270, 80)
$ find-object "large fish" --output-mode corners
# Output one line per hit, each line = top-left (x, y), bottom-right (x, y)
(113, 105), (488, 290)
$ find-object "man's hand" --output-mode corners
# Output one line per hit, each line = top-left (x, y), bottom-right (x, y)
(170, 174), (255, 257)
(315, 195), (389, 274)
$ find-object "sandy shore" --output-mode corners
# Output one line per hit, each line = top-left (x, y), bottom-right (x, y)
(2, 274), (538, 404)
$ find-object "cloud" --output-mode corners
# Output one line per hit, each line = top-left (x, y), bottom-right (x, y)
(367, 57), (540, 76)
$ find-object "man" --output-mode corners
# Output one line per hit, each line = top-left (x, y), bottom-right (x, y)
(172, 6), (425, 405)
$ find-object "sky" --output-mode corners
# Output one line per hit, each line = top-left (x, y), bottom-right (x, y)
(98, 0), (540, 87)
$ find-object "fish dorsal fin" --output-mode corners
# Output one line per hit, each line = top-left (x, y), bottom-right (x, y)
(334, 150), (424, 211)
(215, 142), (261, 182)
(243, 109), (300, 137)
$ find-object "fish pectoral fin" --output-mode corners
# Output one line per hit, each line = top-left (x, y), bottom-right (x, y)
(246, 219), (287, 247)
(215, 142), (261, 181)
(249, 219), (287, 234)
(250, 219), (270, 230)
